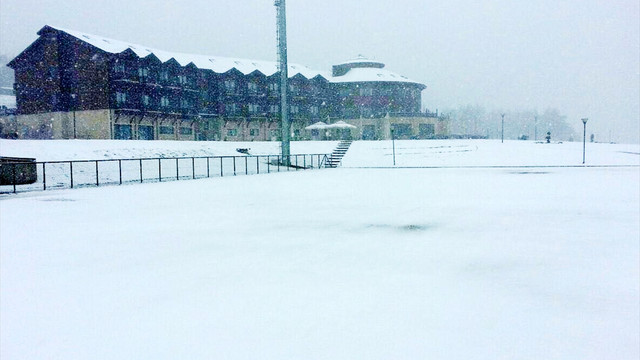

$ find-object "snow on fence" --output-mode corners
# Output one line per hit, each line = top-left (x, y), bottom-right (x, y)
(0, 154), (330, 194)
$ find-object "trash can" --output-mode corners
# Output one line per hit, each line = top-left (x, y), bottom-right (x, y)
(0, 157), (37, 185)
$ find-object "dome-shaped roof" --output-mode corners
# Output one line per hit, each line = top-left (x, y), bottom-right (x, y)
(331, 55), (425, 89)
(336, 55), (385, 69)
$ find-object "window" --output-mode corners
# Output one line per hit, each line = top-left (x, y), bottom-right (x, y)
(289, 84), (297, 93)
(310, 105), (318, 115)
(360, 106), (373, 117)
(419, 123), (435, 137)
(290, 105), (299, 114)
(250, 128), (259, 136)
(391, 123), (412, 138)
(159, 125), (174, 135)
(48, 66), (58, 79)
(180, 127), (193, 135)
(224, 80), (236, 93)
(160, 70), (169, 81)
(227, 129), (238, 136)
(178, 75), (188, 85)
(225, 103), (237, 114)
(114, 63), (125, 73)
(269, 105), (279, 113)
(160, 96), (170, 107)
(247, 82), (258, 93)
(138, 67), (149, 79)
(268, 83), (279, 92)
(116, 92), (127, 105)
(138, 125), (154, 140)
(359, 87), (373, 96)
(248, 104), (260, 113)
(142, 95), (150, 106)
(114, 124), (132, 139)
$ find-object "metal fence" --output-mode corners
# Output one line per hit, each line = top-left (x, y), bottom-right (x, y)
(0, 153), (330, 194)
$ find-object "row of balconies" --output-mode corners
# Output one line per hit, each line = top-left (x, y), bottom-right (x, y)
(112, 95), (328, 119)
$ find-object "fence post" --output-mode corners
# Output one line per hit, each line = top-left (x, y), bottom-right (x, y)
(43, 162), (46, 190)
(119, 160), (122, 185)
(176, 158), (179, 180)
(220, 157), (223, 177)
(12, 163), (16, 193)
(139, 159), (143, 183)
(295, 155), (298, 170)
(70, 161), (74, 188)
(267, 156), (270, 173)
(233, 157), (236, 176)
(256, 156), (259, 174)
(192, 157), (195, 179)
(158, 158), (162, 182)
(95, 160), (99, 187)
(207, 157), (210, 178)
(245, 156), (248, 175)
(311, 155), (314, 168)
(277, 156), (280, 172)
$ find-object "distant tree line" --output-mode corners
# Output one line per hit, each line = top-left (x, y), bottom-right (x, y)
(441, 105), (577, 141)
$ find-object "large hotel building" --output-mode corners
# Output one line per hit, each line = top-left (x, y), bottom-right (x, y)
(4, 25), (448, 141)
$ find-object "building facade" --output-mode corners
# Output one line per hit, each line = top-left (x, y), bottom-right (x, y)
(6, 25), (448, 141)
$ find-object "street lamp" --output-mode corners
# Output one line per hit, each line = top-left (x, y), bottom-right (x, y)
(582, 118), (588, 164)
(501, 113), (505, 143)
(71, 93), (77, 139)
(391, 128), (396, 166)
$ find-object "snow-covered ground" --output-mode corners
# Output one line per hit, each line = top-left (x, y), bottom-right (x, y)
(342, 139), (640, 167)
(0, 139), (339, 161)
(0, 140), (339, 193)
(1, 139), (639, 359)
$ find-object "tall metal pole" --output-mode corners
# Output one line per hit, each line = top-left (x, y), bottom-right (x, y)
(391, 128), (396, 166)
(582, 118), (588, 164)
(276, 0), (290, 165)
(501, 113), (505, 143)
(72, 93), (77, 139)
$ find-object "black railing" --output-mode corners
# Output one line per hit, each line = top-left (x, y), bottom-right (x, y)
(0, 153), (331, 194)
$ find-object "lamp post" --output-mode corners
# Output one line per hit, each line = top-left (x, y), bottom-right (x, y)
(71, 93), (77, 139)
(391, 128), (396, 166)
(582, 118), (588, 164)
(501, 113), (505, 143)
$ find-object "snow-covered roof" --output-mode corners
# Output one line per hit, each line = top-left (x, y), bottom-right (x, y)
(337, 55), (385, 68)
(31, 26), (425, 87)
(43, 25), (329, 80)
(330, 67), (425, 87)
(331, 54), (425, 87)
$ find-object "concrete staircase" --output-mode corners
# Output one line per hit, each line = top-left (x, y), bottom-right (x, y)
(326, 140), (353, 168)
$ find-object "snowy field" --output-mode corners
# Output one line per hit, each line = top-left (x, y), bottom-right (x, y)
(1, 139), (639, 359)
(0, 140), (339, 193)
(0, 139), (339, 161)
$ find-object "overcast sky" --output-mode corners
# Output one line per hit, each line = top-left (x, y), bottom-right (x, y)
(1, 0), (638, 143)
